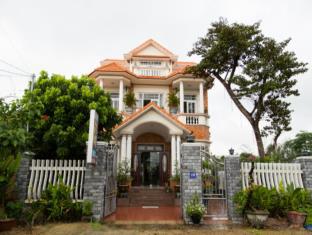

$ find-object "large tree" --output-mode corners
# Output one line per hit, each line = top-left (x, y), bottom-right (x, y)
(22, 71), (121, 159)
(188, 19), (308, 157)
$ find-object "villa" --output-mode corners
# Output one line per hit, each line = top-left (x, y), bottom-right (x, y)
(89, 39), (210, 187)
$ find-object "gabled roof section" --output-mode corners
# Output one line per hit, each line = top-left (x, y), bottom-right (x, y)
(124, 39), (178, 61)
(113, 102), (191, 135)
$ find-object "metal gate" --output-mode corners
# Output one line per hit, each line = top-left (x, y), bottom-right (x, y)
(103, 144), (118, 217)
(201, 149), (227, 219)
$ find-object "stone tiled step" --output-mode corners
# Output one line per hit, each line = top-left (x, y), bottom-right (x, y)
(127, 187), (175, 206)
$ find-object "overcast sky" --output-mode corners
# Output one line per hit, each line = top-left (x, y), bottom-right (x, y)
(0, 0), (311, 155)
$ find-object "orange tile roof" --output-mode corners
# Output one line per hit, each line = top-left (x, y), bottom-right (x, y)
(89, 60), (195, 79)
(113, 102), (191, 134)
(127, 39), (176, 58)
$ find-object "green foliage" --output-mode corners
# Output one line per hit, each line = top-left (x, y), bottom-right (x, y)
(170, 160), (180, 182)
(30, 182), (82, 223)
(234, 183), (312, 217)
(283, 183), (312, 213)
(284, 131), (312, 157)
(0, 154), (20, 217)
(189, 18), (308, 158)
(123, 90), (137, 108)
(0, 99), (28, 156)
(168, 90), (179, 108)
(22, 71), (121, 159)
(82, 200), (93, 216)
(117, 160), (132, 185)
(305, 207), (312, 225)
(5, 201), (24, 220)
(234, 185), (271, 214)
(186, 193), (205, 218)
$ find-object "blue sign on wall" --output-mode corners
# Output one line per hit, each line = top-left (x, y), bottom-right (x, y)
(189, 172), (197, 179)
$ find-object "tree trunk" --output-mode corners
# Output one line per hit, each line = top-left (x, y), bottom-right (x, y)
(214, 73), (265, 158)
(252, 123), (265, 158)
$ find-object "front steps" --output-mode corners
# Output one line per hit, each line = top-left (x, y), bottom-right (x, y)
(117, 187), (178, 207)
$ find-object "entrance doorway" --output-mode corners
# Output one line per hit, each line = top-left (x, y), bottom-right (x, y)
(141, 151), (160, 186)
(132, 144), (169, 186)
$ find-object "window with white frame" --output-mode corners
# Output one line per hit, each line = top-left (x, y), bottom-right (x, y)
(110, 92), (119, 110)
(184, 95), (196, 113)
(137, 93), (163, 107)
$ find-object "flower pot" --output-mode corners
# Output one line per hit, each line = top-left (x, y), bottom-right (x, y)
(190, 214), (202, 224)
(246, 210), (269, 228)
(169, 179), (177, 191)
(287, 211), (307, 228)
(304, 224), (312, 231)
(0, 218), (16, 232)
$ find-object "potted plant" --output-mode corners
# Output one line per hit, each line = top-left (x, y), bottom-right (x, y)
(81, 200), (93, 222)
(123, 90), (137, 112)
(117, 160), (132, 197)
(284, 183), (311, 228)
(0, 154), (20, 232)
(234, 185), (270, 228)
(170, 161), (180, 192)
(168, 90), (179, 114)
(186, 193), (205, 224)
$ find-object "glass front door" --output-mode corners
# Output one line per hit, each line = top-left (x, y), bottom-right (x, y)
(132, 144), (169, 186)
(141, 152), (160, 186)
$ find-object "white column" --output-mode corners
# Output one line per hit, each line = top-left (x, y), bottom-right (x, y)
(99, 79), (104, 89)
(121, 135), (127, 162)
(199, 82), (204, 113)
(171, 135), (176, 175)
(126, 135), (132, 163)
(176, 135), (181, 170)
(119, 80), (124, 112)
(206, 89), (209, 115)
(179, 81), (184, 113)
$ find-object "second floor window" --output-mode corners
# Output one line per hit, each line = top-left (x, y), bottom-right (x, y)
(184, 95), (196, 113)
(110, 93), (119, 110)
(137, 93), (163, 107)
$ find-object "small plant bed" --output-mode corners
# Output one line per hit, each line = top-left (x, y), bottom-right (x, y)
(234, 183), (312, 229)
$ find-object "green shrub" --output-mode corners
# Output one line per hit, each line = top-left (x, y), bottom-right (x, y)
(28, 182), (82, 223)
(82, 200), (93, 216)
(5, 201), (24, 220)
(234, 183), (312, 218)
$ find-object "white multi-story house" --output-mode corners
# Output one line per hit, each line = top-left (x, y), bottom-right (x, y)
(89, 39), (210, 187)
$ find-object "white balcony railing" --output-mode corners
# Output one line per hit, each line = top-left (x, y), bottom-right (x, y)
(177, 114), (209, 126)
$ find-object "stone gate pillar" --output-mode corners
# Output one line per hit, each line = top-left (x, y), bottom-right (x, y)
(16, 152), (35, 201)
(181, 143), (203, 223)
(224, 155), (242, 223)
(293, 156), (312, 191)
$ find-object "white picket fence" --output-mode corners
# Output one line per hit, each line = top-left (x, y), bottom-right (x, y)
(27, 159), (86, 202)
(241, 162), (304, 190)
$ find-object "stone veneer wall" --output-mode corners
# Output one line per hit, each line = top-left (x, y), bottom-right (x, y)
(293, 156), (312, 191)
(16, 152), (34, 201)
(181, 143), (203, 224)
(83, 144), (108, 220)
(224, 156), (242, 223)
